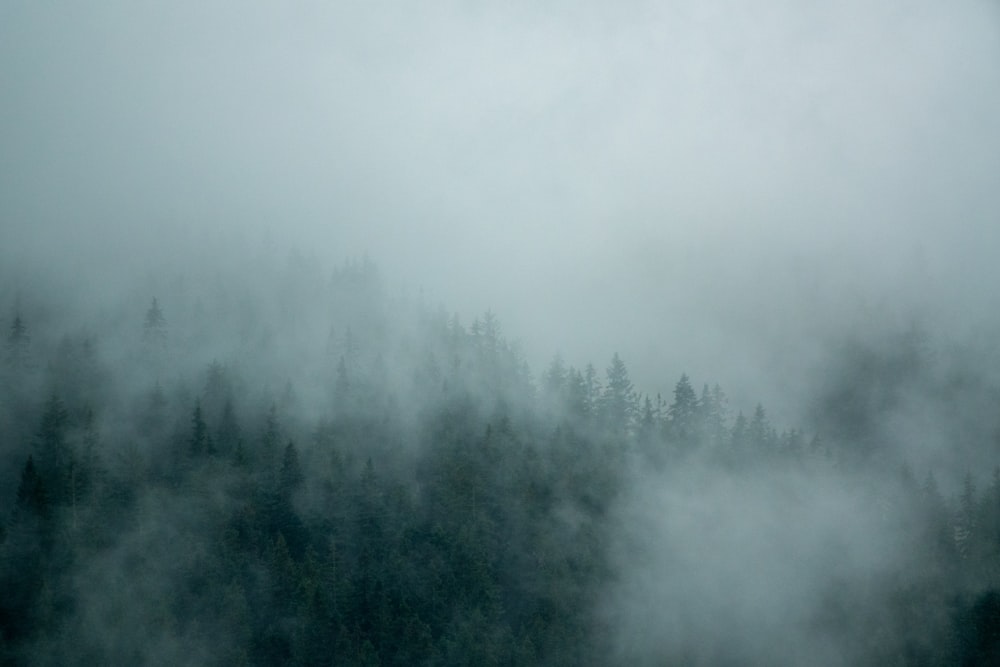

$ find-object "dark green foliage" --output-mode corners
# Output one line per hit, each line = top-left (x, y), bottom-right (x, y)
(2, 262), (1000, 667)
(279, 441), (303, 496)
(189, 400), (212, 458)
(259, 404), (281, 473)
(15, 456), (49, 521)
(951, 590), (1000, 666)
(33, 395), (71, 506)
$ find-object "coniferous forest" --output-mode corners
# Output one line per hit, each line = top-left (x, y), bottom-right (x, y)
(2, 255), (1000, 666)
(4, 0), (1000, 664)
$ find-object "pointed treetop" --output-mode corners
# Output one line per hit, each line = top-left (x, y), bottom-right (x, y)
(143, 297), (167, 346)
(8, 312), (27, 342)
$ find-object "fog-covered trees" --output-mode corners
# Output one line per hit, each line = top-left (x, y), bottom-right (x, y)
(665, 372), (698, 451)
(5, 312), (30, 372)
(2, 257), (1000, 666)
(14, 456), (48, 522)
(601, 353), (635, 436)
(142, 297), (166, 346)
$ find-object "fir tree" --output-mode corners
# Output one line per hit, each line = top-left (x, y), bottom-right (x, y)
(666, 373), (698, 450)
(35, 394), (70, 503)
(189, 400), (210, 457)
(746, 403), (774, 455)
(142, 297), (167, 346)
(280, 441), (304, 496)
(14, 456), (49, 521)
(542, 355), (568, 405)
(5, 311), (30, 371)
(601, 353), (635, 437)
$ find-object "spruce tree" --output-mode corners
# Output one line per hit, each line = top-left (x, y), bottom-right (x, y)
(601, 353), (635, 437)
(666, 374), (698, 451)
(5, 312), (30, 371)
(142, 297), (167, 346)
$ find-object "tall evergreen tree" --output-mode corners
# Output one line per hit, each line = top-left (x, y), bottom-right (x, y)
(542, 355), (568, 406)
(35, 394), (70, 503)
(189, 400), (211, 458)
(583, 364), (600, 416)
(601, 353), (635, 437)
(14, 456), (49, 521)
(4, 312), (30, 371)
(216, 397), (242, 460)
(565, 367), (590, 421)
(956, 472), (978, 560)
(666, 374), (698, 451)
(698, 383), (728, 450)
(259, 404), (281, 474)
(729, 411), (748, 462)
(280, 441), (304, 497)
(142, 297), (167, 346)
(746, 404), (774, 455)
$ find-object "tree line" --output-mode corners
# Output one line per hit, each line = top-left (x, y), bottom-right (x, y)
(1, 259), (1000, 665)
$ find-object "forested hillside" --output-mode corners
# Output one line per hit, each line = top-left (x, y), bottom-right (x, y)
(2, 257), (1000, 666)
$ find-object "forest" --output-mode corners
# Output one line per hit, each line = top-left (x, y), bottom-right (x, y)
(1, 255), (999, 666)
(3, 0), (1000, 662)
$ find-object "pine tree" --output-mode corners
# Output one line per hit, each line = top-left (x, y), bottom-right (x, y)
(563, 368), (589, 421)
(4, 312), (30, 371)
(988, 468), (1000, 552)
(68, 408), (100, 531)
(583, 364), (600, 416)
(698, 383), (728, 450)
(216, 397), (242, 459)
(15, 456), (49, 521)
(778, 429), (806, 460)
(666, 374), (698, 451)
(636, 394), (663, 466)
(255, 404), (282, 485)
(746, 404), (774, 455)
(35, 394), (70, 503)
(202, 360), (229, 418)
(601, 353), (635, 437)
(1, 456), (52, 648)
(189, 400), (210, 457)
(921, 471), (953, 563)
(479, 311), (501, 358)
(638, 396), (657, 440)
(729, 411), (748, 462)
(280, 441), (304, 497)
(142, 297), (167, 346)
(956, 472), (977, 560)
(542, 355), (568, 405)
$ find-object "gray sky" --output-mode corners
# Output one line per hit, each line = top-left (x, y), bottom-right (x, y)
(3, 0), (1000, 419)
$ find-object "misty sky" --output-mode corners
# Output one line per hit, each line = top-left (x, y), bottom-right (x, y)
(3, 0), (1000, 419)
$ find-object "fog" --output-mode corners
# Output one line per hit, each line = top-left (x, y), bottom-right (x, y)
(606, 464), (912, 666)
(3, 0), (1000, 664)
(5, 0), (1000, 411)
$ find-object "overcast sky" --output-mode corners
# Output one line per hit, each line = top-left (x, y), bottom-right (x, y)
(3, 0), (1000, 419)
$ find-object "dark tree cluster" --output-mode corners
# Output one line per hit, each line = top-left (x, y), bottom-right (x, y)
(1, 258), (1000, 666)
